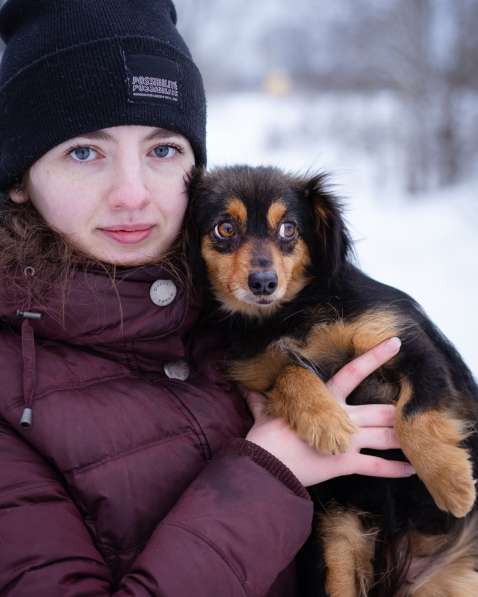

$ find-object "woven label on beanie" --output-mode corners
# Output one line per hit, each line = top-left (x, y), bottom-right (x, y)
(123, 52), (183, 107)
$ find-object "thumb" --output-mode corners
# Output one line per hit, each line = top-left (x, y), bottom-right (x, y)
(240, 387), (268, 420)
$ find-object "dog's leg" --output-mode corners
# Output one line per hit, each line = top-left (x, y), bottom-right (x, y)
(411, 571), (478, 597)
(404, 517), (478, 597)
(267, 363), (358, 453)
(395, 379), (476, 518)
(320, 508), (376, 597)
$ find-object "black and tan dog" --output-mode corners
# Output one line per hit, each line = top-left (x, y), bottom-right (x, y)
(186, 165), (478, 596)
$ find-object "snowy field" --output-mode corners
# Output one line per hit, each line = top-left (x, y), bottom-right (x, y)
(207, 92), (478, 376)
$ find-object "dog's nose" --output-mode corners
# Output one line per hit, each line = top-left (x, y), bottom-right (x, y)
(248, 271), (278, 296)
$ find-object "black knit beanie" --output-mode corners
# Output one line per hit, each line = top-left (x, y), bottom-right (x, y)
(0, 0), (207, 192)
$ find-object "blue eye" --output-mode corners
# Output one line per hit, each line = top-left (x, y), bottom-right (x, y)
(153, 145), (177, 159)
(70, 147), (97, 162)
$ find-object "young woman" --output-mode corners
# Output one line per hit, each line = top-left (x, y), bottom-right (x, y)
(0, 1), (414, 595)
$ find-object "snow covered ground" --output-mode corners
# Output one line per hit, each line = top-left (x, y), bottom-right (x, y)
(207, 92), (478, 376)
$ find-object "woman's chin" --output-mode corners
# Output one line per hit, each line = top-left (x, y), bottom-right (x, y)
(97, 250), (161, 267)
(65, 234), (164, 267)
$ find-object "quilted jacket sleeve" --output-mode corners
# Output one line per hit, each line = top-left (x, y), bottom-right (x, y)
(0, 420), (313, 597)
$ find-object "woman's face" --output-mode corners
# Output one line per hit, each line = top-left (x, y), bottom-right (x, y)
(10, 125), (195, 266)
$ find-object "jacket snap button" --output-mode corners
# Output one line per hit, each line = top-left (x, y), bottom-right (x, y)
(150, 279), (177, 306)
(163, 360), (190, 381)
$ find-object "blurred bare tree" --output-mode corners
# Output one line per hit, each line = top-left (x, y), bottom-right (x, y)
(175, 0), (478, 195)
(351, 0), (478, 192)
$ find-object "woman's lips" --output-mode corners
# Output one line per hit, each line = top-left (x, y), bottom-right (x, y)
(99, 225), (154, 245)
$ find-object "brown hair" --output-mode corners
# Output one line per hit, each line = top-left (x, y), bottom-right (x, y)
(0, 195), (188, 315)
(0, 198), (79, 301)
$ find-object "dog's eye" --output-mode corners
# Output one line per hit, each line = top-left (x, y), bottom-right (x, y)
(214, 221), (236, 239)
(278, 222), (297, 240)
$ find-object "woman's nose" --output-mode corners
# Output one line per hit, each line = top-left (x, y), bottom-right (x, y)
(107, 162), (150, 211)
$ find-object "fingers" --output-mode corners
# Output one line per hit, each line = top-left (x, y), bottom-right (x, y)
(352, 427), (401, 451)
(348, 454), (415, 478)
(347, 403), (396, 427)
(326, 337), (401, 402)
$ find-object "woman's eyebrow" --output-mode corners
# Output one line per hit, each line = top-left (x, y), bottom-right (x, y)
(73, 128), (180, 143)
(143, 128), (181, 142)
(76, 130), (113, 142)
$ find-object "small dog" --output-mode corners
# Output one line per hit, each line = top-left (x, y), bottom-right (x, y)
(186, 165), (478, 596)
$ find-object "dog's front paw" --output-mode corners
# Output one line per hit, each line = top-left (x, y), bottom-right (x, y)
(299, 404), (357, 454)
(267, 362), (358, 454)
(269, 399), (357, 454)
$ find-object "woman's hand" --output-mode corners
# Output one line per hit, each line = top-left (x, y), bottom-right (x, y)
(244, 337), (415, 487)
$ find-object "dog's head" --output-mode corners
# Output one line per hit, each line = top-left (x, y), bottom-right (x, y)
(186, 165), (351, 317)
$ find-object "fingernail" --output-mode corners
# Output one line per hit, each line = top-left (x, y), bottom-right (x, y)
(388, 337), (401, 352)
(405, 464), (416, 476)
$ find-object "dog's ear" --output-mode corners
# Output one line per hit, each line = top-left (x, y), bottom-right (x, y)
(302, 173), (351, 276)
(183, 166), (208, 284)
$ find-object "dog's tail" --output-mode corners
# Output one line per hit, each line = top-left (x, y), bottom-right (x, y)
(376, 513), (478, 597)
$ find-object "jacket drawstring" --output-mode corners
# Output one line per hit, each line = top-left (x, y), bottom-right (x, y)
(17, 266), (42, 428)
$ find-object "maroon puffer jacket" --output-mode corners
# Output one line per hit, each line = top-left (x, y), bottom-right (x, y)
(0, 265), (313, 596)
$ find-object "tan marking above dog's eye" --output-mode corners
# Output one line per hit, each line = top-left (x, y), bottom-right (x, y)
(278, 222), (298, 240)
(214, 221), (237, 239)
